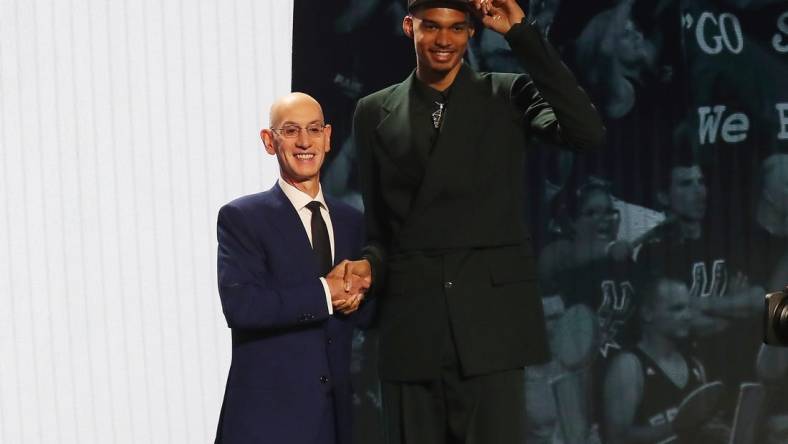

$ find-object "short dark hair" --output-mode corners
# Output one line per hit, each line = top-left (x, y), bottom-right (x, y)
(547, 176), (613, 239)
(551, 176), (612, 220)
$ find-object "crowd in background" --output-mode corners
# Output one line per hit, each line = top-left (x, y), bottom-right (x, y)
(292, 0), (788, 442)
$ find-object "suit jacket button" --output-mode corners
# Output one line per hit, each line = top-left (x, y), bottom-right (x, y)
(320, 375), (328, 384)
(444, 281), (454, 289)
(327, 338), (333, 345)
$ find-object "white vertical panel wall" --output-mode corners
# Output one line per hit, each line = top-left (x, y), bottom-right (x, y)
(0, 0), (292, 442)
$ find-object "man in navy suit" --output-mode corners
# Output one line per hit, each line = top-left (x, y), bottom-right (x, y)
(214, 92), (371, 444)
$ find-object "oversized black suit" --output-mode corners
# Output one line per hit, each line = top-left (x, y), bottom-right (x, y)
(352, 20), (606, 384)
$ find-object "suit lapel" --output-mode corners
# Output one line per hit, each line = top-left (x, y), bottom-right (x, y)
(412, 65), (495, 210)
(374, 65), (495, 223)
(429, 65), (493, 173)
(269, 183), (322, 276)
(375, 72), (427, 184)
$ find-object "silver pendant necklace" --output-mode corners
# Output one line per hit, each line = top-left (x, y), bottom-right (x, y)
(432, 102), (445, 129)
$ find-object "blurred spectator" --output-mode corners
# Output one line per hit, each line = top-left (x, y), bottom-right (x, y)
(603, 276), (712, 444)
(540, 177), (638, 358)
(735, 153), (788, 292)
(636, 157), (764, 425)
(573, 0), (656, 120)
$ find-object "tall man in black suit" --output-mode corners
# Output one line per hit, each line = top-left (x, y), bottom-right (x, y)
(340, 0), (606, 442)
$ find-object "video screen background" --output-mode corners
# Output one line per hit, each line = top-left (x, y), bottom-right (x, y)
(294, 1), (788, 442)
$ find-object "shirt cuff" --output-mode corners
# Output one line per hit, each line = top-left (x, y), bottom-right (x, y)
(320, 277), (333, 315)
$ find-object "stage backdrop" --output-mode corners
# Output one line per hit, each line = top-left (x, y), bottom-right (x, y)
(293, 0), (788, 443)
(0, 0), (292, 442)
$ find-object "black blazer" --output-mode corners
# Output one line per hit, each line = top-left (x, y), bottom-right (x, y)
(353, 21), (606, 380)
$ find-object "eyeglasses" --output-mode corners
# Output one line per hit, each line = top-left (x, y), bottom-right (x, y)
(271, 124), (327, 139)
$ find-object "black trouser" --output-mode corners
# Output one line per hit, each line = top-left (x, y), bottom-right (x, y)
(380, 265), (527, 444)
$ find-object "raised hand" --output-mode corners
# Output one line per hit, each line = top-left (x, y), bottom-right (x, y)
(470, 0), (526, 35)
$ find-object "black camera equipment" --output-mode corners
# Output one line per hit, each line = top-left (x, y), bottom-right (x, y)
(764, 287), (788, 346)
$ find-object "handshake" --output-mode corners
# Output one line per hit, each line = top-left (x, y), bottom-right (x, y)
(326, 259), (372, 315)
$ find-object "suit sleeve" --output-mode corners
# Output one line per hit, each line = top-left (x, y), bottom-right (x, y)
(353, 98), (388, 294)
(348, 212), (378, 329)
(505, 19), (606, 150)
(216, 204), (330, 330)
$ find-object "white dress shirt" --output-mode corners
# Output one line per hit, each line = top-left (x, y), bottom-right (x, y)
(278, 178), (335, 314)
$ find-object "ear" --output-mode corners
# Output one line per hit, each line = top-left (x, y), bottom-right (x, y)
(261, 129), (276, 155)
(402, 16), (414, 39)
(323, 124), (332, 153)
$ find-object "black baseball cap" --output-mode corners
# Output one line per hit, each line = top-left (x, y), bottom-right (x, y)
(407, 0), (473, 13)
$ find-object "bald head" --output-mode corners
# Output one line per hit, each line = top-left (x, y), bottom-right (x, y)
(261, 92), (332, 197)
(269, 92), (324, 128)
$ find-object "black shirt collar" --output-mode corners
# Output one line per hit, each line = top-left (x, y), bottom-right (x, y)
(412, 63), (470, 106)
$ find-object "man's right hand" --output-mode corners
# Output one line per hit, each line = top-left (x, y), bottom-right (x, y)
(326, 259), (373, 314)
(471, 0), (526, 35)
(339, 259), (372, 292)
(326, 275), (362, 312)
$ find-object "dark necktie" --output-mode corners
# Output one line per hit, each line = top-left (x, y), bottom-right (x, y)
(306, 201), (332, 275)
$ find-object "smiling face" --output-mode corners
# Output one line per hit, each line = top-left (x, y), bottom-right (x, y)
(261, 93), (331, 191)
(572, 189), (620, 242)
(664, 165), (707, 222)
(403, 7), (474, 81)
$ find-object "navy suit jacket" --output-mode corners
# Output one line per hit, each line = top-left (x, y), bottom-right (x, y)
(214, 182), (369, 444)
